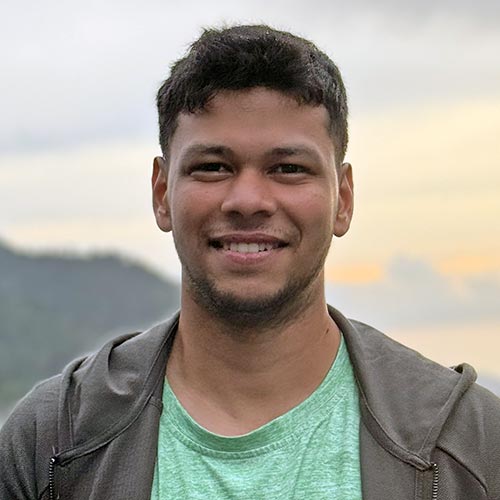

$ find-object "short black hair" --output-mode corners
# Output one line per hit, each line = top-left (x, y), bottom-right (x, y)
(156, 25), (348, 164)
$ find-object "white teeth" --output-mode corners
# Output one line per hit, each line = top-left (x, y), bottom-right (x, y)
(221, 242), (279, 253)
(230, 242), (245, 252)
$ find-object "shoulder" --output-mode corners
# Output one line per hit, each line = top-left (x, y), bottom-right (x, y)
(438, 380), (500, 496)
(0, 374), (62, 498)
(1, 373), (62, 441)
(0, 316), (178, 498)
(348, 315), (500, 495)
(0, 328), (158, 497)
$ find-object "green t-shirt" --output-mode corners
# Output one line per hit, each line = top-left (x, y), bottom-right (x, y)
(151, 336), (362, 499)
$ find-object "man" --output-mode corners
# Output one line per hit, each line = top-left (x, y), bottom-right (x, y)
(1, 25), (499, 500)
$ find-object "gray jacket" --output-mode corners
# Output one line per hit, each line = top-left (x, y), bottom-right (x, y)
(1, 307), (500, 499)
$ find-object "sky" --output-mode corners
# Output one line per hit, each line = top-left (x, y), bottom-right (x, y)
(1, 1), (499, 379)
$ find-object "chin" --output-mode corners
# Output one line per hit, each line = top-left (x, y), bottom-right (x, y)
(186, 272), (316, 331)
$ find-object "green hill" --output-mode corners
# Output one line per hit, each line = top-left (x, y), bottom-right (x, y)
(0, 240), (180, 415)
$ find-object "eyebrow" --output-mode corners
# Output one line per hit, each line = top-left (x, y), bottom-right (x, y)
(266, 146), (321, 161)
(180, 143), (323, 163)
(182, 144), (231, 157)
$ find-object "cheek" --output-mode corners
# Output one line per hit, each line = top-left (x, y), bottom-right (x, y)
(287, 190), (334, 226)
(169, 185), (221, 233)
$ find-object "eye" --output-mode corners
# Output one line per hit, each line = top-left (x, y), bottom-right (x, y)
(189, 163), (231, 180)
(271, 164), (311, 176)
(269, 163), (314, 184)
(274, 164), (306, 174)
(193, 163), (228, 173)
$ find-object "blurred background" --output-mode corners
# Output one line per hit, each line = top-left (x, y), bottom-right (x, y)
(1, 0), (499, 423)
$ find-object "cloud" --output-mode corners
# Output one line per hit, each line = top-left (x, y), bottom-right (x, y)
(1, 0), (498, 155)
(334, 0), (500, 30)
(326, 255), (500, 330)
(333, 95), (500, 274)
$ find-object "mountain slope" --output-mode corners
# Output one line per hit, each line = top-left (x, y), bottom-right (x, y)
(0, 240), (180, 413)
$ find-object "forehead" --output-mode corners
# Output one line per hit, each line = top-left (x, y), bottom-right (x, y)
(169, 88), (335, 160)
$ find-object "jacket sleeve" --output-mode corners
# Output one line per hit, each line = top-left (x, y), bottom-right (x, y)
(438, 382), (500, 499)
(478, 385), (500, 500)
(0, 377), (60, 500)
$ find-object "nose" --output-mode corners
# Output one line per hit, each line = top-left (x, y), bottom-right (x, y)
(220, 169), (278, 217)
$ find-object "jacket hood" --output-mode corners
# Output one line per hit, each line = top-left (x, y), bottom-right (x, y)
(55, 307), (477, 468)
(330, 306), (477, 469)
(56, 316), (178, 463)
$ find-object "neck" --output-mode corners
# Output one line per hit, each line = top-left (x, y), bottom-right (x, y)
(166, 288), (340, 436)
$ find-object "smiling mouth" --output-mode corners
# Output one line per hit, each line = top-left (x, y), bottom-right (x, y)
(209, 239), (287, 254)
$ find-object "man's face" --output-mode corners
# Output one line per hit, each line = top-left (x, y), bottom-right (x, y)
(153, 88), (353, 325)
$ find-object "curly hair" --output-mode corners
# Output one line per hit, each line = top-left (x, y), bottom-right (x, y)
(157, 25), (348, 164)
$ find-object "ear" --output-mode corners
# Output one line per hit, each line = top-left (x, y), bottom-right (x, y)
(333, 162), (354, 237)
(152, 156), (172, 232)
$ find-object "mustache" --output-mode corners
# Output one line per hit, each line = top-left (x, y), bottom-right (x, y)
(206, 224), (292, 239)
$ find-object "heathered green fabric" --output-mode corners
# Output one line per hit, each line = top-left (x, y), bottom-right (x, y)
(151, 337), (361, 499)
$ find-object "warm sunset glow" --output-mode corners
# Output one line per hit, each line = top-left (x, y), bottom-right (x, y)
(437, 254), (500, 276)
(325, 263), (383, 284)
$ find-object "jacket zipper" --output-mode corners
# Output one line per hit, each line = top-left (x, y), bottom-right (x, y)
(48, 456), (58, 500)
(431, 462), (439, 500)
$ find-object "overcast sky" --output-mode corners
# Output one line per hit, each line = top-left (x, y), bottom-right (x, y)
(1, 1), (499, 371)
(1, 0), (499, 153)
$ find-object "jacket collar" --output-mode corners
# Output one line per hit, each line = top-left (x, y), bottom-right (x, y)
(329, 305), (477, 468)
